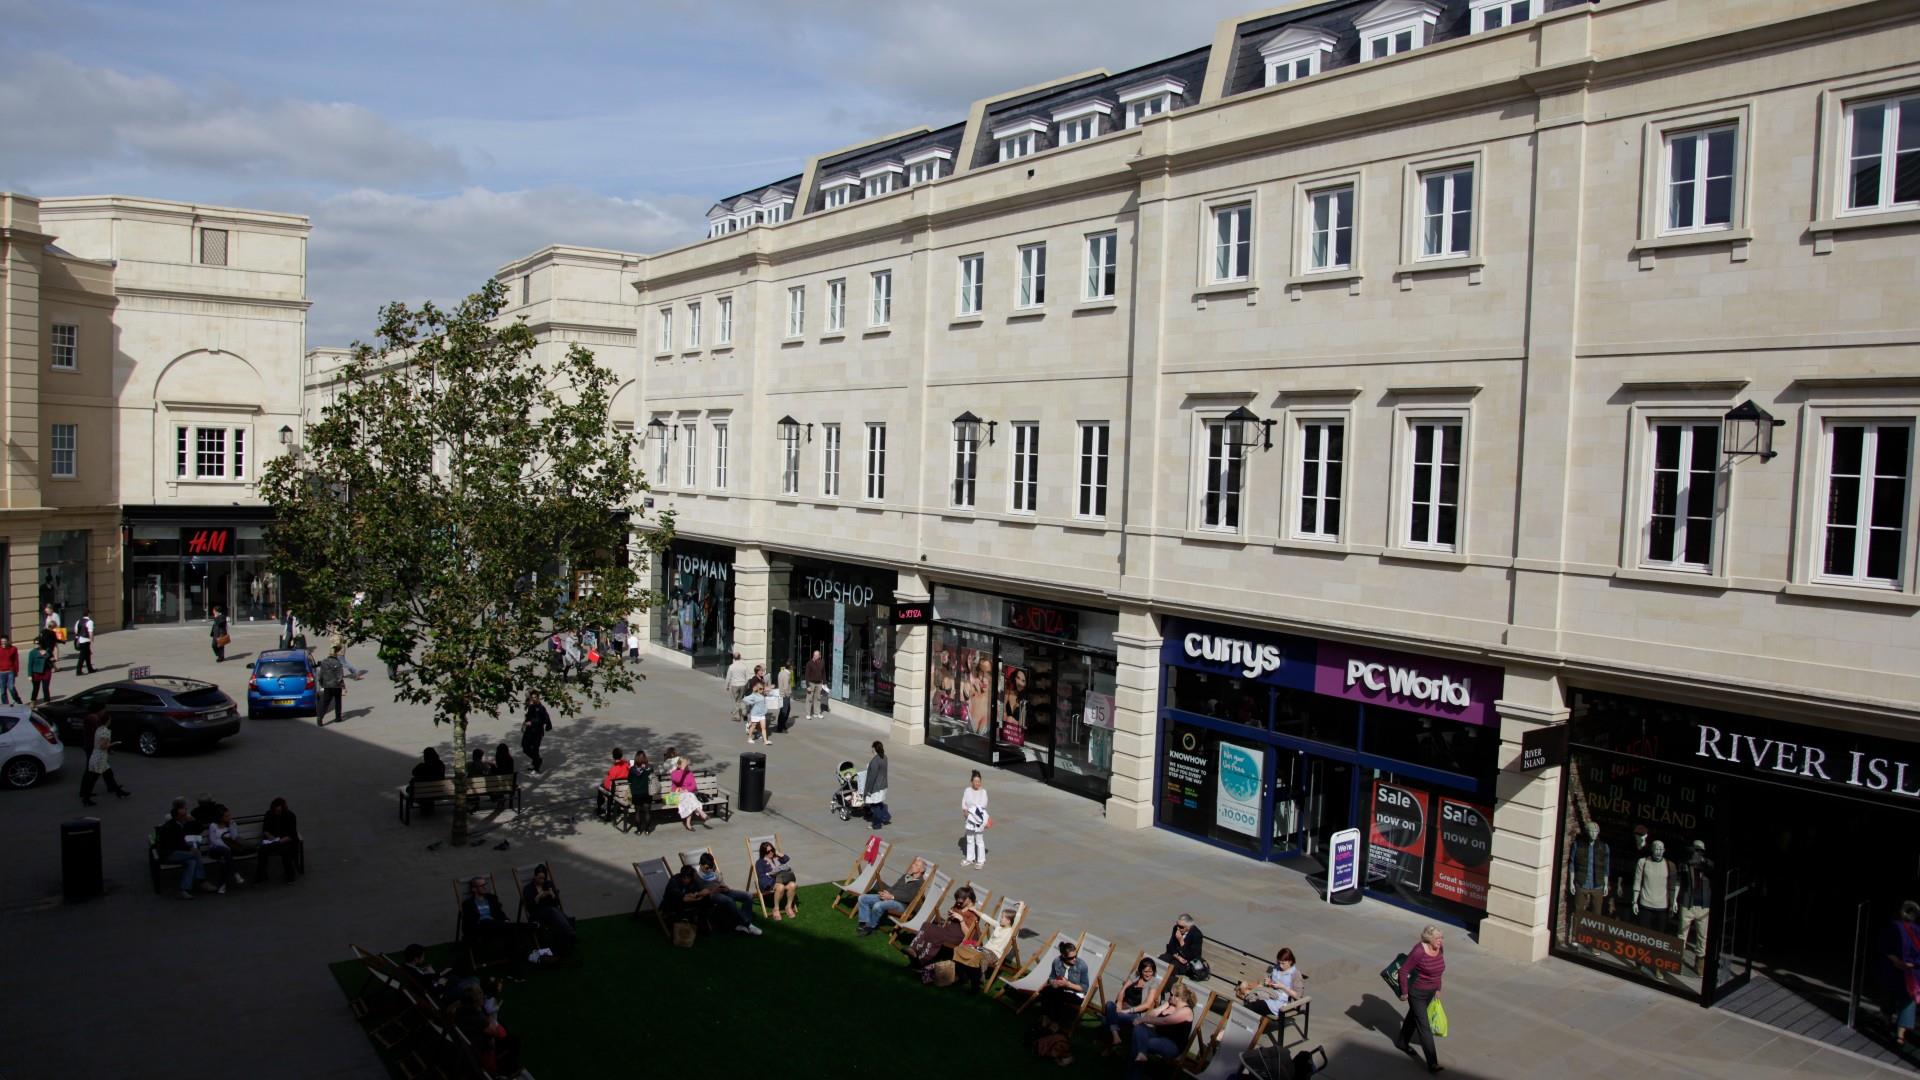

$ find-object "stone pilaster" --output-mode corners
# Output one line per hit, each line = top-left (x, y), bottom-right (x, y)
(730, 545), (771, 670)
(1481, 664), (1568, 962)
(890, 571), (931, 746)
(1105, 606), (1161, 829)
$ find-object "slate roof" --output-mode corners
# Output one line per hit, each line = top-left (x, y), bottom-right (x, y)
(807, 123), (966, 212)
(969, 47), (1210, 170)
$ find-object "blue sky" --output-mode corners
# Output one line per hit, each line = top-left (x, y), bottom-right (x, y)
(2, 0), (1254, 344)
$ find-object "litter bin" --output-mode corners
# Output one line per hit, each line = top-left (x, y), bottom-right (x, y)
(738, 751), (768, 813)
(62, 817), (103, 901)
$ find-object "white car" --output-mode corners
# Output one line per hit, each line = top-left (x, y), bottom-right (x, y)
(1, 706), (66, 789)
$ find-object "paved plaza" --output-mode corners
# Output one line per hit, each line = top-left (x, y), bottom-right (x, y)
(0, 621), (1905, 1080)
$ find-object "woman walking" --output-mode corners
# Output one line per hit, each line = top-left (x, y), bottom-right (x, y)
(864, 741), (891, 829)
(520, 692), (553, 773)
(79, 709), (131, 806)
(26, 640), (52, 703)
(1395, 925), (1447, 1073)
(961, 770), (989, 867)
(210, 606), (229, 662)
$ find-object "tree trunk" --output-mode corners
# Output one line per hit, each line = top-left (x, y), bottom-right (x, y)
(451, 712), (470, 846)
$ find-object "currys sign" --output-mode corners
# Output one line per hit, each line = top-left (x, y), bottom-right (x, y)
(1166, 620), (1314, 687)
(1314, 640), (1501, 726)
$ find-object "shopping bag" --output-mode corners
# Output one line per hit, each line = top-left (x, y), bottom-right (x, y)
(587, 648), (600, 664)
(1380, 953), (1408, 995)
(53, 627), (68, 642)
(1428, 997), (1449, 1038)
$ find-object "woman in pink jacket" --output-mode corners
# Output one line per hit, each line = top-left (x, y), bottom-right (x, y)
(1395, 924), (1446, 1073)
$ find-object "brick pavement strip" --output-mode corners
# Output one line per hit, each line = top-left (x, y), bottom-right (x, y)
(0, 622), (1903, 1079)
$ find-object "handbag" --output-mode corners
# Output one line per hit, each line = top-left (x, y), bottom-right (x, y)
(1380, 952), (1408, 995)
(670, 921), (697, 949)
(954, 944), (985, 968)
(1427, 996), (1449, 1038)
(53, 627), (68, 642)
(216, 633), (232, 648)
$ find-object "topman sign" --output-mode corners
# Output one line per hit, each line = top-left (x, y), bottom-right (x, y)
(675, 554), (729, 581)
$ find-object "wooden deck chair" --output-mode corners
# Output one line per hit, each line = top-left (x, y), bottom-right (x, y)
(450, 873), (517, 970)
(829, 838), (891, 917)
(974, 897), (1030, 990)
(883, 869), (952, 949)
(745, 833), (781, 917)
(1000, 930), (1078, 1009)
(509, 862), (565, 922)
(1187, 1001), (1271, 1079)
(630, 857), (676, 934)
(1175, 989), (1224, 1070)
(346, 944), (407, 1021)
(1064, 934), (1115, 1027)
(1095, 950), (1148, 1015)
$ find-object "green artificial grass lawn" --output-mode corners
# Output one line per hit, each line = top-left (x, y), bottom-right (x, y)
(331, 884), (1123, 1079)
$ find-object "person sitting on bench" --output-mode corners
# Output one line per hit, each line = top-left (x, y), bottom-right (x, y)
(261, 797), (300, 883)
(1242, 946), (1305, 1017)
(409, 748), (445, 793)
(855, 856), (928, 936)
(156, 800), (210, 899)
(1160, 913), (1208, 982)
(664, 864), (762, 936)
(202, 804), (250, 887)
(598, 748), (631, 818)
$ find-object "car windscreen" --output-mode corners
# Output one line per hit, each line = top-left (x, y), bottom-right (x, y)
(171, 687), (231, 709)
(255, 662), (306, 679)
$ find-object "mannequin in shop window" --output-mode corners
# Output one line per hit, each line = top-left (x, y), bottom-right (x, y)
(1631, 839), (1677, 932)
(1615, 824), (1652, 915)
(1674, 841), (1713, 970)
(1566, 821), (1610, 915)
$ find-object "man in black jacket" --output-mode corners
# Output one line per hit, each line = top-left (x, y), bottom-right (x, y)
(460, 877), (512, 946)
(1161, 913), (1208, 982)
(156, 803), (208, 899)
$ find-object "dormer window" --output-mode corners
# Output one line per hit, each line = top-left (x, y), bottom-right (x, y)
(1259, 26), (1338, 86)
(905, 147), (953, 185)
(994, 117), (1049, 163)
(1470, 0), (1532, 32)
(822, 174), (859, 209)
(762, 198), (793, 224)
(1117, 77), (1186, 128)
(1053, 101), (1112, 146)
(1355, 0), (1441, 60)
(860, 163), (904, 198)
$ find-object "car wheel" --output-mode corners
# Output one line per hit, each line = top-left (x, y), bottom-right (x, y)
(3, 756), (44, 789)
(136, 728), (162, 757)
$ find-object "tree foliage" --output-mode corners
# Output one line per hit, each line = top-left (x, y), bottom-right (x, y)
(261, 279), (666, 842)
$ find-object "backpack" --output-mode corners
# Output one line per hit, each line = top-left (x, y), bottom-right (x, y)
(318, 657), (343, 689)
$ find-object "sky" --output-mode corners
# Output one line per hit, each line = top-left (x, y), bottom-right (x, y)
(1, 0), (1258, 346)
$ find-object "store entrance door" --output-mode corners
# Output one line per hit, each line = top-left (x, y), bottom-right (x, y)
(1271, 753), (1355, 865)
(184, 560), (231, 621)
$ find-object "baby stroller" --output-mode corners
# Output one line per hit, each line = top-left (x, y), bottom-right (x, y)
(830, 761), (869, 821)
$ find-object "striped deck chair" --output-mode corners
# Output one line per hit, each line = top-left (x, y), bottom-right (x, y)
(830, 838), (891, 917)
(1000, 930), (1079, 1009)
(630, 857), (676, 933)
(745, 833), (782, 917)
(973, 896), (1030, 990)
(1064, 933), (1116, 1028)
(1187, 1001), (1271, 1079)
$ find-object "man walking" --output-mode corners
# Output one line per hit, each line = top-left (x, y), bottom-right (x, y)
(315, 646), (346, 726)
(725, 650), (750, 719)
(72, 610), (96, 675)
(775, 660), (795, 733)
(804, 649), (826, 719)
(0, 635), (22, 705)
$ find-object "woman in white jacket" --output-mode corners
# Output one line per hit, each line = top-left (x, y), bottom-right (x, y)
(961, 770), (990, 867)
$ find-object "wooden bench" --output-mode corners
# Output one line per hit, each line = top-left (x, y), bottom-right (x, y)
(397, 773), (521, 824)
(147, 814), (303, 893)
(608, 769), (733, 832)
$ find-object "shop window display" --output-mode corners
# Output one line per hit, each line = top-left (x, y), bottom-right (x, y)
(39, 530), (89, 627)
(653, 542), (733, 669)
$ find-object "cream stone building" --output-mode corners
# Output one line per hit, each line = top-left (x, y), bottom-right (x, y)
(0, 193), (308, 635)
(505, 0), (1918, 1016)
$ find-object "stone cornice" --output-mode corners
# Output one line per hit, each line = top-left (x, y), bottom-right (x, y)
(111, 284), (312, 311)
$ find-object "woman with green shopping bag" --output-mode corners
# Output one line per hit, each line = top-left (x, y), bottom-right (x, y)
(1394, 924), (1447, 1073)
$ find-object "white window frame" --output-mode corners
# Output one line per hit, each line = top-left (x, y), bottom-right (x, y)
(1058, 115), (1097, 145)
(1210, 201), (1253, 284)
(1084, 231), (1118, 301)
(786, 286), (805, 338)
(821, 423), (842, 498)
(654, 420), (670, 481)
(951, 425), (980, 509)
(681, 422), (699, 488)
(1017, 243), (1048, 308)
(863, 172), (897, 199)
(1356, 1), (1438, 61)
(1195, 414), (1246, 534)
(1302, 180), (1358, 274)
(657, 307), (673, 354)
(1841, 93), (1920, 215)
(1640, 420), (1723, 573)
(1636, 106), (1753, 248)
(998, 132), (1034, 162)
(1814, 418), (1914, 589)
(1260, 27), (1336, 87)
(1401, 414), (1466, 552)
(687, 301), (702, 348)
(1123, 94), (1170, 128)
(870, 270), (893, 327)
(864, 423), (887, 502)
(957, 254), (985, 316)
(905, 149), (952, 185)
(1661, 125), (1739, 236)
(1076, 421), (1110, 520)
(781, 428), (801, 495)
(712, 421), (730, 491)
(827, 278), (847, 332)
(822, 176), (858, 209)
(1291, 414), (1348, 543)
(1417, 165), (1475, 260)
(1009, 422), (1039, 514)
(1117, 78), (1185, 129)
(50, 323), (77, 370)
(49, 423), (76, 479)
(717, 295), (734, 345)
(177, 424), (249, 481)
(1470, 0), (1532, 33)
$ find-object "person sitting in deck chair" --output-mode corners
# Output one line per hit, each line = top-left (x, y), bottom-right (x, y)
(664, 864), (762, 937)
(854, 856), (928, 936)
(460, 877), (515, 952)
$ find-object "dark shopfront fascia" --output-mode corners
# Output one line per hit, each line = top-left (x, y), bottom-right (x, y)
(1552, 687), (1920, 1013)
(768, 556), (897, 716)
(122, 506), (286, 626)
(1156, 618), (1504, 927)
(924, 585), (1119, 802)
(651, 538), (735, 672)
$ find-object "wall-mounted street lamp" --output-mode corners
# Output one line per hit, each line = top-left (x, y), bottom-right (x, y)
(1224, 405), (1274, 457)
(1721, 400), (1783, 463)
(646, 417), (673, 442)
(777, 415), (812, 443)
(278, 424), (294, 446)
(953, 410), (996, 446)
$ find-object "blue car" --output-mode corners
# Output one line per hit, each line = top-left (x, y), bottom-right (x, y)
(246, 650), (317, 718)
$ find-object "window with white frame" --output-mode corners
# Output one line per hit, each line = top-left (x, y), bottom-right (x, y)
(766, 199), (792, 223)
(712, 421), (730, 490)
(1260, 27), (1336, 86)
(655, 424), (670, 479)
(1471, 0), (1531, 32)
(50, 323), (77, 369)
(687, 302), (702, 348)
(1010, 422), (1039, 513)
(1058, 115), (1098, 145)
(1367, 27), (1419, 58)
(520, 275), (531, 306)
(1200, 420), (1244, 531)
(1818, 420), (1911, 586)
(870, 270), (892, 326)
(1294, 418), (1344, 541)
(865, 423), (887, 501)
(1085, 232), (1117, 301)
(958, 254), (984, 315)
(863, 171), (898, 198)
(1123, 93), (1170, 128)
(827, 278), (847, 332)
(1077, 421), (1109, 519)
(657, 307), (673, 353)
(951, 423), (979, 508)
(718, 296), (734, 344)
(1268, 55), (1316, 85)
(787, 286), (805, 337)
(1306, 184), (1355, 272)
(993, 118), (1048, 164)
(999, 132), (1034, 162)
(1644, 421), (1719, 571)
(907, 153), (949, 185)
(1419, 166), (1474, 259)
(682, 422), (699, 487)
(1358, 1), (1438, 61)
(1843, 94), (1920, 214)
(822, 424), (842, 497)
(1405, 419), (1463, 550)
(1663, 125), (1737, 234)
(178, 425), (248, 480)
(199, 228), (228, 266)
(49, 423), (76, 478)
(1018, 243), (1047, 307)
(781, 427), (801, 495)
(1212, 203), (1252, 282)
(823, 178), (857, 209)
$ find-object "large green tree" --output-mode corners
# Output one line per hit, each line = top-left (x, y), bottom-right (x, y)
(262, 279), (665, 843)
